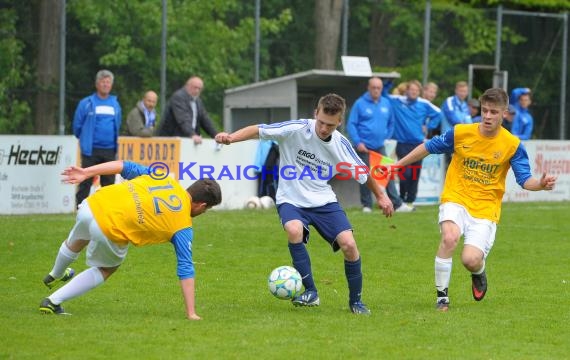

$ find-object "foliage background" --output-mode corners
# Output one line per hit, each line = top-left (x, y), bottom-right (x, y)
(1, 0), (569, 138)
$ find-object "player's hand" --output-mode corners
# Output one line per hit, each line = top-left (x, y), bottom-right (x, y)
(356, 143), (368, 153)
(187, 313), (202, 321)
(61, 166), (88, 184)
(192, 134), (203, 145)
(540, 173), (557, 190)
(378, 196), (394, 218)
(215, 132), (232, 145)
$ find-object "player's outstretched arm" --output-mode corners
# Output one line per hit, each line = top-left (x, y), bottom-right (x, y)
(180, 278), (201, 320)
(394, 143), (430, 168)
(215, 125), (260, 145)
(523, 173), (557, 191)
(61, 160), (125, 184)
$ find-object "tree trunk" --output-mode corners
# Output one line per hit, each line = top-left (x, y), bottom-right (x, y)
(369, 6), (398, 68)
(314, 0), (343, 70)
(35, 0), (62, 135)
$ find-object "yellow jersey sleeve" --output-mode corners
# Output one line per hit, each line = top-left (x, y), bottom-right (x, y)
(87, 175), (192, 246)
(441, 124), (520, 222)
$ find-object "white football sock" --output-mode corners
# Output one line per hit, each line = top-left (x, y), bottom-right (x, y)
(435, 256), (452, 292)
(49, 267), (104, 305)
(49, 241), (80, 279)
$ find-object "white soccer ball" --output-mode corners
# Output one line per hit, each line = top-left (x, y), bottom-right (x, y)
(244, 196), (262, 209)
(259, 196), (275, 209)
(268, 265), (303, 300)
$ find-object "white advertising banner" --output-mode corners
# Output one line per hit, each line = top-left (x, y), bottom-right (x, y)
(0, 135), (78, 214)
(504, 140), (570, 202)
(415, 153), (445, 205)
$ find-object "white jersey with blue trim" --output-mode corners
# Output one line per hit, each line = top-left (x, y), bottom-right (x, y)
(258, 119), (367, 208)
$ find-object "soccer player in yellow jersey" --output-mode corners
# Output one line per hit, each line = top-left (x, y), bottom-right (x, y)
(39, 160), (221, 320)
(394, 88), (556, 311)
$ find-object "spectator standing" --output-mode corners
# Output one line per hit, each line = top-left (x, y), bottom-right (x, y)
(423, 82), (440, 138)
(440, 81), (472, 133)
(389, 80), (443, 206)
(126, 91), (158, 137)
(502, 105), (517, 132)
(347, 77), (414, 213)
(422, 82), (439, 102)
(73, 69), (122, 208)
(468, 99), (481, 123)
(158, 76), (218, 144)
(510, 88), (534, 140)
(391, 82), (408, 96)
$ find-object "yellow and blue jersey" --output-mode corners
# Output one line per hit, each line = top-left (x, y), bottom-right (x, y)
(87, 161), (195, 279)
(425, 124), (532, 222)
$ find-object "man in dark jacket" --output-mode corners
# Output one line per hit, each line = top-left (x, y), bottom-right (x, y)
(126, 91), (157, 137)
(158, 76), (218, 144)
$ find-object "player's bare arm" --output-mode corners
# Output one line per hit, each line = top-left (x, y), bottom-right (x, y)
(523, 173), (557, 191)
(180, 278), (201, 321)
(365, 176), (394, 217)
(62, 160), (125, 184)
(215, 125), (260, 145)
(394, 143), (430, 168)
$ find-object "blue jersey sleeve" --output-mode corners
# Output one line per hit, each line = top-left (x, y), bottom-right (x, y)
(510, 143), (533, 188)
(171, 228), (195, 280)
(120, 161), (151, 180)
(425, 128), (455, 154)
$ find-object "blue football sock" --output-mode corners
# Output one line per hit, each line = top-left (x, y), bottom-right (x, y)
(288, 242), (316, 292)
(345, 257), (363, 304)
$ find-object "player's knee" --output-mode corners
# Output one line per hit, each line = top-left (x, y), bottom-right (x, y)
(461, 249), (483, 270)
(441, 233), (460, 250)
(284, 221), (304, 243)
(338, 239), (359, 260)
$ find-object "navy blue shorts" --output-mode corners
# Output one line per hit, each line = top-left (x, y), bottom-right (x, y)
(277, 202), (352, 252)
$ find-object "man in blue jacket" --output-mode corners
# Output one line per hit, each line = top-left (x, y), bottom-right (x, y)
(73, 70), (122, 208)
(439, 81), (471, 168)
(347, 77), (414, 213)
(510, 88), (534, 140)
(389, 80), (443, 206)
(440, 81), (471, 133)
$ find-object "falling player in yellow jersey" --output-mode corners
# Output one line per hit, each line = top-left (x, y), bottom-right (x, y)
(394, 88), (556, 311)
(39, 160), (222, 320)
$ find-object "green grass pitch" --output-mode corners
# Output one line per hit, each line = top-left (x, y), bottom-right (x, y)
(1, 202), (569, 359)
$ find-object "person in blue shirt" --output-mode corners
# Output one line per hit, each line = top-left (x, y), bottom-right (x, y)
(439, 81), (472, 168)
(468, 99), (481, 123)
(389, 80), (443, 206)
(510, 87), (534, 140)
(440, 81), (472, 133)
(73, 70), (122, 208)
(502, 105), (516, 132)
(347, 77), (414, 213)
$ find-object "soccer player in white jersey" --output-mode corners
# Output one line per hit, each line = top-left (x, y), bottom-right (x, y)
(216, 93), (394, 314)
(394, 88), (556, 311)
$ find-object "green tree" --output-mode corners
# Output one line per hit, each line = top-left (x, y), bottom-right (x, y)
(0, 6), (32, 134)
(66, 0), (291, 130)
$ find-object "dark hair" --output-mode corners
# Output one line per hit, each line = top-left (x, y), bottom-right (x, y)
(479, 88), (508, 109)
(187, 179), (222, 207)
(317, 93), (346, 119)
